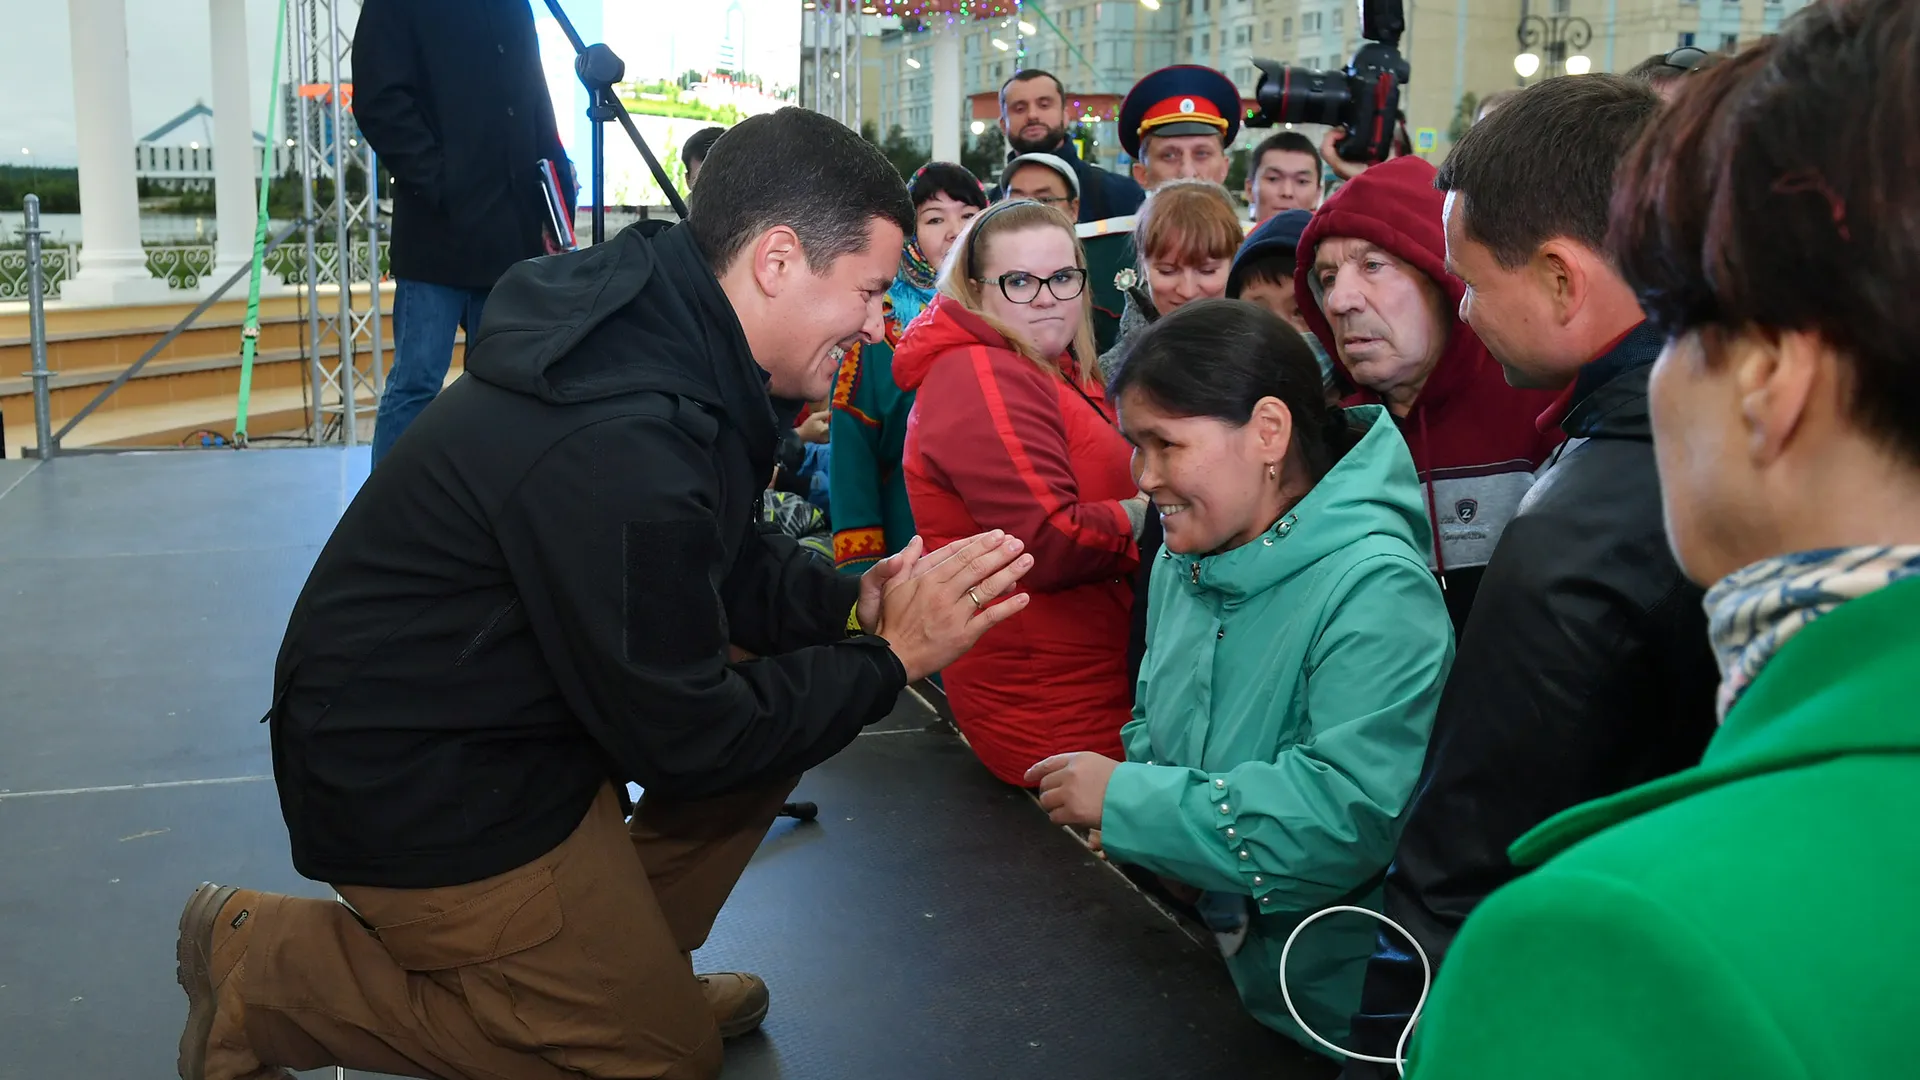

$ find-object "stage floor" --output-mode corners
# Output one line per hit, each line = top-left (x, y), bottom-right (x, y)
(0, 447), (1336, 1080)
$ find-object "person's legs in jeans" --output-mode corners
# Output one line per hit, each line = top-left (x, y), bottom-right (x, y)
(371, 281), (489, 465)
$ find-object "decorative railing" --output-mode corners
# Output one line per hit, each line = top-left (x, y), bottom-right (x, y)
(0, 240), (390, 301)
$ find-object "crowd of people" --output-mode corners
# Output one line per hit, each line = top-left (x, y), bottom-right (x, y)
(172, 0), (1919, 1078)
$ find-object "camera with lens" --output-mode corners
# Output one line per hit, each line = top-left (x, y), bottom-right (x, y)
(1246, 0), (1410, 165)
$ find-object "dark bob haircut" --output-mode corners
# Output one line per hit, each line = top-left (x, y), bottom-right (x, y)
(1609, 0), (1920, 464)
(682, 125), (727, 167)
(908, 161), (990, 213)
(1110, 299), (1353, 482)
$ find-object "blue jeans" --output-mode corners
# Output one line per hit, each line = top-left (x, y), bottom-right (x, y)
(371, 280), (491, 466)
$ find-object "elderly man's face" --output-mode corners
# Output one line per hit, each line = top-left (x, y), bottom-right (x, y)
(1005, 164), (1078, 219)
(1132, 134), (1231, 189)
(1311, 236), (1451, 411)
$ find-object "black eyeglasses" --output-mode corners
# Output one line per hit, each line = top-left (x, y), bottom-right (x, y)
(976, 267), (1088, 304)
(1662, 45), (1710, 72)
(1014, 194), (1074, 208)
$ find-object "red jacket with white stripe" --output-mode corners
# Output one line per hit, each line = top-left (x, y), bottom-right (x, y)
(1295, 156), (1564, 632)
(895, 296), (1138, 784)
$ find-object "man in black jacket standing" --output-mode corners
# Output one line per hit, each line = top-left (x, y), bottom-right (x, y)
(997, 69), (1145, 223)
(1343, 75), (1720, 1075)
(354, 0), (575, 465)
(173, 109), (1035, 1080)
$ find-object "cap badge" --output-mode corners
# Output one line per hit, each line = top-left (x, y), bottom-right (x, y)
(1181, 97), (1196, 113)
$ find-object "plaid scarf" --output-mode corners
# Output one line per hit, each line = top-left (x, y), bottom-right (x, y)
(1705, 545), (1920, 721)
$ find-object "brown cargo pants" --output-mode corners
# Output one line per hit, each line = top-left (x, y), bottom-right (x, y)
(227, 777), (797, 1080)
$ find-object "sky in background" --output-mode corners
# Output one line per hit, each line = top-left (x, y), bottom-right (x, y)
(1, 0), (799, 169)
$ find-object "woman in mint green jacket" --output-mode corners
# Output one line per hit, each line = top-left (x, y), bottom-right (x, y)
(1029, 299), (1453, 1056)
(1410, 7), (1920, 1076)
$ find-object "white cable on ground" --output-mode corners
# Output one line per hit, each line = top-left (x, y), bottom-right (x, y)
(1278, 904), (1431, 1078)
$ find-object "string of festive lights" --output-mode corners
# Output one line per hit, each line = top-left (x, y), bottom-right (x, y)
(862, 0), (1021, 20)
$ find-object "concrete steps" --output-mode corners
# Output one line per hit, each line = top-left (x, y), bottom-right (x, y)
(0, 286), (464, 456)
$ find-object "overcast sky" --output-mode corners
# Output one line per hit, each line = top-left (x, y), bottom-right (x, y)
(3, 0), (798, 169)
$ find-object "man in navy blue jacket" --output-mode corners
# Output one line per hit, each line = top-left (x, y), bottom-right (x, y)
(996, 69), (1144, 222)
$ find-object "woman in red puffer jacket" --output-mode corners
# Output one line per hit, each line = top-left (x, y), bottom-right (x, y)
(893, 199), (1148, 785)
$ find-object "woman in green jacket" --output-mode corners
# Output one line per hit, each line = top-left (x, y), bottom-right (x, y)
(1028, 299), (1453, 1056)
(1409, 4), (1920, 1077)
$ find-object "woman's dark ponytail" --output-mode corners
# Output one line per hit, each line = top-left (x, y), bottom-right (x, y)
(1109, 299), (1352, 482)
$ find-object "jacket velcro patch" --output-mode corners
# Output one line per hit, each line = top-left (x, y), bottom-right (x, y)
(623, 520), (726, 666)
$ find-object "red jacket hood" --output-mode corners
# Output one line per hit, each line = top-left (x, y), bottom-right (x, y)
(892, 293), (1078, 393)
(1292, 156), (1494, 417)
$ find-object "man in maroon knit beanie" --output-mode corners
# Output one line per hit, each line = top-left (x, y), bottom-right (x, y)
(1295, 156), (1562, 631)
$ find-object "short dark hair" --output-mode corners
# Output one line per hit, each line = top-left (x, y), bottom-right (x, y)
(1436, 74), (1659, 269)
(1610, 0), (1920, 464)
(682, 126), (727, 168)
(1000, 69), (1067, 108)
(1250, 131), (1321, 184)
(1474, 89), (1519, 120)
(1111, 299), (1353, 482)
(908, 161), (989, 212)
(687, 108), (913, 274)
(1228, 251), (1297, 296)
(1624, 47), (1720, 86)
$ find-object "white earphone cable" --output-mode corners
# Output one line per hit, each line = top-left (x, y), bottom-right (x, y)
(1278, 905), (1431, 1078)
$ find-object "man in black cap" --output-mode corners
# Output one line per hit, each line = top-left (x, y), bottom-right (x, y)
(998, 69), (1144, 223)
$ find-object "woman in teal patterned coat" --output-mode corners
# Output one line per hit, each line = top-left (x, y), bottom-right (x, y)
(829, 162), (988, 572)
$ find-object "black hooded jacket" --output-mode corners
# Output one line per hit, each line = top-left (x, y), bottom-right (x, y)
(268, 222), (907, 889)
(1342, 323), (1721, 1075)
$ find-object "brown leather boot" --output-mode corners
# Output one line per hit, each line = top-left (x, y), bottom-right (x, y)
(697, 971), (770, 1038)
(175, 883), (295, 1080)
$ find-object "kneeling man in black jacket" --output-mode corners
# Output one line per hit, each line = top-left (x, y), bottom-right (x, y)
(173, 109), (1035, 1080)
(1343, 75), (1721, 1074)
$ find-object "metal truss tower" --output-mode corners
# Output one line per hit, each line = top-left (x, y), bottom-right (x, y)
(288, 0), (384, 446)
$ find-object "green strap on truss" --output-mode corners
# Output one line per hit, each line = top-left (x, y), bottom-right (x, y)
(234, 0), (287, 445)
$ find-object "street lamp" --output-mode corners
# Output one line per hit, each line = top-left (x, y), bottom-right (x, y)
(1565, 54), (1593, 75)
(970, 120), (987, 135)
(1516, 9), (1592, 80)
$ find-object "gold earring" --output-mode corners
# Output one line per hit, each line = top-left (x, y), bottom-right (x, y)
(1267, 463), (1278, 481)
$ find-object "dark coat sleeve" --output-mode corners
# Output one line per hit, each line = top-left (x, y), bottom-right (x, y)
(492, 410), (906, 798)
(722, 526), (863, 657)
(349, 0), (445, 206)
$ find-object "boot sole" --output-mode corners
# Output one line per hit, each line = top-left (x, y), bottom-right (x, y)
(176, 883), (239, 1080)
(716, 990), (770, 1040)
